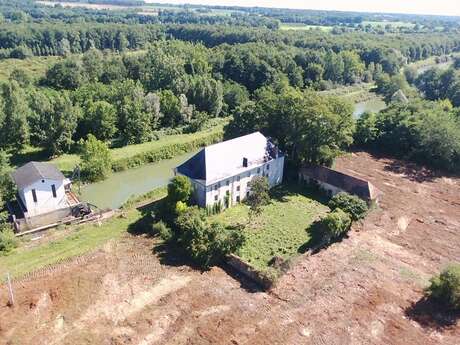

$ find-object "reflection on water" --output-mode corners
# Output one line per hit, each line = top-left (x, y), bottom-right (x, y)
(80, 150), (197, 209)
(353, 99), (387, 118)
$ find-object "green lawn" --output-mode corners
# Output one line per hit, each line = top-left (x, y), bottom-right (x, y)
(210, 184), (329, 272)
(0, 55), (62, 82)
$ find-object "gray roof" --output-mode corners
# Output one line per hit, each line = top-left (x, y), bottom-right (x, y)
(176, 132), (280, 185)
(12, 161), (65, 190)
(300, 165), (382, 201)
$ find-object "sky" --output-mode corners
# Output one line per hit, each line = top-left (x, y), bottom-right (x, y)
(145, 0), (460, 17)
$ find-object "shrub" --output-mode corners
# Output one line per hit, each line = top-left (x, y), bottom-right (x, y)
(246, 176), (270, 216)
(0, 225), (18, 255)
(167, 175), (192, 205)
(320, 208), (352, 243)
(153, 221), (173, 242)
(175, 207), (244, 268)
(426, 264), (460, 310)
(328, 192), (368, 220)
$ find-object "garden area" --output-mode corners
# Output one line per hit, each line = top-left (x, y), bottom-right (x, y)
(210, 184), (330, 272)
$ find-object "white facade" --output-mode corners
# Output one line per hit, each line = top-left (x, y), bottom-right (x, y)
(200, 155), (284, 208)
(19, 178), (67, 217)
(175, 132), (285, 209)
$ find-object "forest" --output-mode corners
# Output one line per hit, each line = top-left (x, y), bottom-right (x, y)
(0, 0), (459, 191)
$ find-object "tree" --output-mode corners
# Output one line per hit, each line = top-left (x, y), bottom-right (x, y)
(32, 92), (80, 156)
(159, 90), (182, 128)
(246, 176), (270, 216)
(174, 207), (244, 268)
(118, 82), (152, 144)
(167, 175), (192, 206)
(187, 76), (223, 117)
(84, 101), (117, 141)
(0, 81), (30, 150)
(45, 59), (84, 90)
(222, 81), (249, 115)
(82, 49), (103, 82)
(80, 134), (112, 182)
(0, 150), (15, 209)
(426, 264), (460, 310)
(226, 84), (354, 166)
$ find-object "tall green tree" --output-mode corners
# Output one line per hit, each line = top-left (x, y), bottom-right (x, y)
(0, 81), (30, 150)
(80, 134), (112, 182)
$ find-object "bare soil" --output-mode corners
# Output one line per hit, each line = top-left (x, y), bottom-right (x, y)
(1, 152), (459, 345)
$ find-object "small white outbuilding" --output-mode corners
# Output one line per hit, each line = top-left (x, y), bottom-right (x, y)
(11, 161), (71, 217)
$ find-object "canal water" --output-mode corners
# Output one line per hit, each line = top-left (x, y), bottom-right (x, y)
(81, 97), (386, 209)
(80, 150), (197, 209)
(353, 98), (387, 118)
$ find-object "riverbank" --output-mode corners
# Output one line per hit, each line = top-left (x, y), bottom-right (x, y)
(319, 83), (379, 103)
(11, 121), (225, 174)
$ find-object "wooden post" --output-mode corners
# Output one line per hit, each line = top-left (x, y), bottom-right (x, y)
(6, 272), (14, 307)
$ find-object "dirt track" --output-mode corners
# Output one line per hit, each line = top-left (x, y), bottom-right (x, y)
(0, 152), (459, 345)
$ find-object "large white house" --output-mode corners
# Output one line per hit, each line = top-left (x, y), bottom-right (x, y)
(11, 162), (73, 217)
(175, 132), (284, 208)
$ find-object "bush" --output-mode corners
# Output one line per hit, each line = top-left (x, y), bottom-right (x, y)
(0, 225), (18, 255)
(167, 175), (192, 206)
(174, 207), (244, 268)
(320, 208), (352, 243)
(153, 221), (173, 242)
(426, 264), (460, 310)
(328, 192), (368, 221)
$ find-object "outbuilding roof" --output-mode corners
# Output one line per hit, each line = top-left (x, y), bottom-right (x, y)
(300, 165), (382, 201)
(12, 161), (65, 190)
(176, 132), (280, 185)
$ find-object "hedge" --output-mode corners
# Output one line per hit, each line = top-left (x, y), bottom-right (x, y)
(111, 130), (223, 172)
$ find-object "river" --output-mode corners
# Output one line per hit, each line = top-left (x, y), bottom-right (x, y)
(353, 98), (387, 118)
(80, 150), (197, 209)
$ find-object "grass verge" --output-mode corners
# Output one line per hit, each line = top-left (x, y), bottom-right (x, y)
(210, 183), (329, 272)
(11, 123), (225, 174)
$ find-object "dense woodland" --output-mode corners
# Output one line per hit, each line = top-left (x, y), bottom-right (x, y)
(0, 0), (459, 201)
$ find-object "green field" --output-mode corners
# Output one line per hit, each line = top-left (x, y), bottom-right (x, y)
(362, 21), (416, 28)
(210, 184), (329, 272)
(0, 55), (61, 82)
(280, 23), (333, 31)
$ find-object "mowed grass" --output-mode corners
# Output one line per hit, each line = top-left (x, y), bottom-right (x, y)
(211, 184), (329, 272)
(280, 23), (333, 31)
(0, 56), (61, 82)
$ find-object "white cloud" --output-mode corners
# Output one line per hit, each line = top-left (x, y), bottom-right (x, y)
(145, 0), (460, 17)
